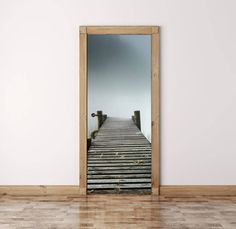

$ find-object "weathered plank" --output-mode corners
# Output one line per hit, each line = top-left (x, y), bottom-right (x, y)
(88, 156), (151, 160)
(88, 170), (151, 175)
(88, 183), (151, 189)
(88, 166), (151, 170)
(88, 178), (151, 184)
(87, 117), (151, 193)
(88, 174), (151, 179)
(88, 147), (151, 151)
(88, 182), (151, 189)
(88, 163), (151, 167)
(88, 159), (151, 163)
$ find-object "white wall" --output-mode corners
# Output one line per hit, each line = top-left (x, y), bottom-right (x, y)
(0, 0), (236, 185)
(87, 35), (151, 141)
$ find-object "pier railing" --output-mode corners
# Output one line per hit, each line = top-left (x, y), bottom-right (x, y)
(88, 110), (107, 149)
(88, 110), (141, 150)
(91, 110), (107, 129)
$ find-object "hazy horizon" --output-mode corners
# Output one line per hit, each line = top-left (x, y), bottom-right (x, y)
(87, 35), (151, 141)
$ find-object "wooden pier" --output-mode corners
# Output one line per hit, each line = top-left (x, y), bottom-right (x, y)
(87, 117), (151, 194)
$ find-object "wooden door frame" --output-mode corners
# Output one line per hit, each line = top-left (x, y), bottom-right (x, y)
(79, 26), (160, 195)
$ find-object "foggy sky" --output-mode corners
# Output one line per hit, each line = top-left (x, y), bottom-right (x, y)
(88, 35), (151, 141)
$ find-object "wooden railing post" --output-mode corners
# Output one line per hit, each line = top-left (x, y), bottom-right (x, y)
(133, 110), (141, 130)
(90, 110), (107, 140)
(103, 114), (107, 122)
(97, 110), (103, 128)
(87, 138), (91, 150)
(132, 115), (135, 122)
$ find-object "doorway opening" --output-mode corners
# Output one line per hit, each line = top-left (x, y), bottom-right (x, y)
(79, 26), (160, 195)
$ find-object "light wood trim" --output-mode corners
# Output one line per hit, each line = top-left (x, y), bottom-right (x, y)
(0, 186), (81, 196)
(1, 186), (236, 196)
(80, 26), (87, 34)
(152, 188), (160, 195)
(160, 186), (236, 196)
(79, 26), (160, 195)
(79, 29), (87, 195)
(151, 31), (160, 194)
(86, 26), (159, 35)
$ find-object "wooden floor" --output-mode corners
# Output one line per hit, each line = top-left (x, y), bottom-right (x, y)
(88, 118), (151, 193)
(0, 195), (236, 229)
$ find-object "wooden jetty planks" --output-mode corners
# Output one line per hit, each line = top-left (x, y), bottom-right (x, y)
(87, 117), (151, 193)
(88, 183), (151, 190)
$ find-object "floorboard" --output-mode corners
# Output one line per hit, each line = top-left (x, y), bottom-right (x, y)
(0, 195), (236, 229)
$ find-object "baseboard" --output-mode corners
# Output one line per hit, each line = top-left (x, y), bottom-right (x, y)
(160, 185), (236, 196)
(1, 185), (236, 197)
(0, 185), (82, 196)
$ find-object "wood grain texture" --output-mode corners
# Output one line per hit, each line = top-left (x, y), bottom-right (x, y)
(79, 29), (87, 195)
(160, 185), (236, 196)
(80, 26), (87, 34)
(87, 118), (151, 193)
(1, 186), (235, 197)
(151, 31), (160, 194)
(79, 26), (160, 194)
(86, 26), (159, 35)
(0, 186), (81, 196)
(0, 195), (236, 228)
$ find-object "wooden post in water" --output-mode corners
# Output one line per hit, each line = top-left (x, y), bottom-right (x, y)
(134, 110), (141, 130)
(97, 110), (103, 128)
(132, 115), (135, 122)
(87, 138), (91, 150)
(91, 110), (107, 130)
(103, 114), (107, 123)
